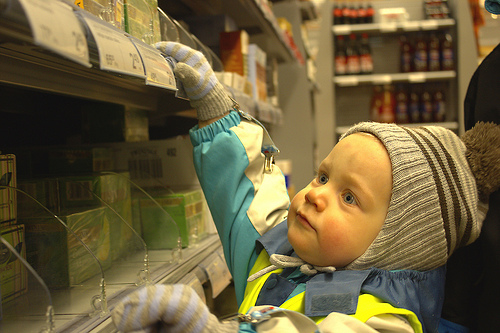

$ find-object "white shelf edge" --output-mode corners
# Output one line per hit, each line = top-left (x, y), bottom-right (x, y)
(332, 18), (456, 35)
(334, 71), (456, 86)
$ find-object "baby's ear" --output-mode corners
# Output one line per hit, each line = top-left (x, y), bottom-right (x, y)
(462, 122), (500, 202)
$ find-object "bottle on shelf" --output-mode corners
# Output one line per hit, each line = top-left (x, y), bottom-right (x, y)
(335, 35), (348, 76)
(409, 89), (421, 123)
(341, 2), (351, 24)
(395, 84), (409, 124)
(358, 1), (367, 23)
(349, 0), (359, 24)
(346, 33), (361, 75)
(333, 4), (343, 25)
(370, 85), (383, 122)
(379, 84), (396, 123)
(400, 35), (413, 73)
(441, 33), (454, 70)
(428, 33), (441, 71)
(365, 2), (374, 23)
(359, 33), (373, 74)
(420, 90), (434, 123)
(414, 34), (428, 72)
(433, 89), (446, 122)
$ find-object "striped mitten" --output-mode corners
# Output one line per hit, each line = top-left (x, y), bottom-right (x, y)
(111, 284), (239, 333)
(155, 42), (234, 121)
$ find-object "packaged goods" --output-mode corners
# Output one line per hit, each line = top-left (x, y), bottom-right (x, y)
(0, 155), (16, 226)
(75, 0), (125, 29)
(124, 0), (161, 44)
(0, 224), (27, 304)
(24, 207), (112, 288)
(220, 30), (249, 77)
(248, 44), (267, 102)
(137, 188), (206, 249)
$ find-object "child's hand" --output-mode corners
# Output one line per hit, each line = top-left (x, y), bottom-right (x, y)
(111, 284), (238, 333)
(156, 42), (234, 121)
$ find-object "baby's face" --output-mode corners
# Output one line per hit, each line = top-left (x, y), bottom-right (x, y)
(287, 133), (392, 268)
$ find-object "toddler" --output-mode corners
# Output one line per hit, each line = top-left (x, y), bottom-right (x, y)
(111, 42), (500, 333)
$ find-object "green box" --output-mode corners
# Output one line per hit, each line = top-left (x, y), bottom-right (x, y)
(23, 207), (112, 288)
(0, 224), (27, 304)
(139, 188), (205, 249)
(124, 0), (161, 44)
(0, 154), (17, 226)
(19, 172), (135, 261)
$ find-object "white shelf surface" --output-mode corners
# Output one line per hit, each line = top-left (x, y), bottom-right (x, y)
(332, 19), (456, 35)
(334, 71), (457, 86)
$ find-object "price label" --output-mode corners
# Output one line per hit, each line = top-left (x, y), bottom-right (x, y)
(372, 74), (392, 84)
(130, 39), (177, 90)
(79, 12), (145, 78)
(18, 0), (90, 67)
(333, 25), (351, 35)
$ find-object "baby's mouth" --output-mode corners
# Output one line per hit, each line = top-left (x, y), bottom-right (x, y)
(296, 212), (314, 230)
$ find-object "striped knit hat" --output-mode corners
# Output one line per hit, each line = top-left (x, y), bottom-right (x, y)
(341, 122), (491, 271)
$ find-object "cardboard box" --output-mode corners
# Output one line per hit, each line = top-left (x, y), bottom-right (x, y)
(105, 136), (200, 189)
(19, 172), (134, 261)
(220, 30), (249, 77)
(124, 0), (161, 43)
(0, 224), (27, 304)
(248, 44), (267, 102)
(23, 207), (112, 288)
(77, 0), (125, 30)
(138, 188), (205, 249)
(182, 15), (237, 54)
(0, 155), (16, 226)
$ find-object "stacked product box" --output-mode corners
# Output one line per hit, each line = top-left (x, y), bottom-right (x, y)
(182, 15), (238, 56)
(13, 146), (114, 179)
(220, 30), (249, 78)
(0, 154), (27, 305)
(124, 0), (161, 44)
(0, 155), (16, 226)
(248, 44), (267, 102)
(0, 224), (27, 305)
(22, 206), (112, 288)
(18, 172), (135, 263)
(103, 135), (200, 190)
(137, 188), (206, 249)
(76, 0), (125, 29)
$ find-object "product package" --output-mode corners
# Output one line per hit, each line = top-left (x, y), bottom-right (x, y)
(0, 224), (27, 304)
(220, 30), (249, 77)
(137, 188), (206, 249)
(0, 154), (16, 226)
(124, 0), (161, 44)
(248, 44), (267, 102)
(19, 172), (135, 261)
(23, 207), (112, 288)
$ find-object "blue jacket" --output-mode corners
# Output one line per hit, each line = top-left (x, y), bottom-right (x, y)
(190, 111), (445, 332)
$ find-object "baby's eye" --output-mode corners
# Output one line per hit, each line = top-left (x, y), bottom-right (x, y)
(317, 173), (329, 185)
(343, 192), (357, 205)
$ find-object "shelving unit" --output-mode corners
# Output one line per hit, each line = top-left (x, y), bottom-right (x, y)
(0, 1), (313, 332)
(314, 0), (479, 167)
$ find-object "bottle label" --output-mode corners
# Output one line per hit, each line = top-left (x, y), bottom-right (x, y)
(347, 56), (360, 74)
(360, 54), (373, 73)
(335, 56), (347, 75)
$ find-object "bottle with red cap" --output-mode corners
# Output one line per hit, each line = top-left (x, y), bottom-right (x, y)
(346, 33), (361, 75)
(335, 35), (348, 76)
(359, 33), (373, 74)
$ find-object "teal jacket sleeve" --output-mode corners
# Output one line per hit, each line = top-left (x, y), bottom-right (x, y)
(189, 111), (290, 305)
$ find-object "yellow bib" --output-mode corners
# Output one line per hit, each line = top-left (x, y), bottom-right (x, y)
(239, 251), (422, 332)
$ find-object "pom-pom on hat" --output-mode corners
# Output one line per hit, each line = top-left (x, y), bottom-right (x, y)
(340, 122), (496, 271)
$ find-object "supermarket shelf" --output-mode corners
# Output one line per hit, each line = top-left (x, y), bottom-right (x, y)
(55, 235), (222, 333)
(334, 71), (457, 86)
(219, 0), (296, 63)
(336, 121), (460, 135)
(332, 18), (456, 35)
(0, 43), (186, 112)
